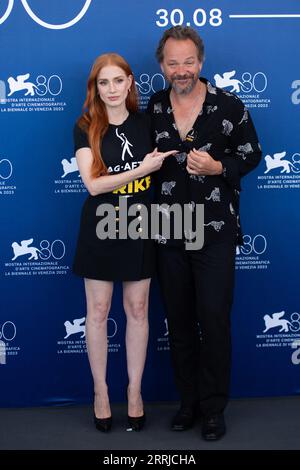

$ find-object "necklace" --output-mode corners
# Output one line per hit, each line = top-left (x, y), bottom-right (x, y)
(170, 83), (206, 140)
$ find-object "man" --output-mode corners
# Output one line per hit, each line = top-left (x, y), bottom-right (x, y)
(147, 26), (261, 440)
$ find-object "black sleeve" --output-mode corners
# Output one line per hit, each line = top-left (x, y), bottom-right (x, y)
(220, 98), (262, 191)
(73, 123), (90, 153)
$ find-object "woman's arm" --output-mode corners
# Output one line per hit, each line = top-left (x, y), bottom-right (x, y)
(76, 147), (176, 196)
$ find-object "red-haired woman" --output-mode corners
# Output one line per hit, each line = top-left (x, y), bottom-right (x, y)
(73, 53), (175, 432)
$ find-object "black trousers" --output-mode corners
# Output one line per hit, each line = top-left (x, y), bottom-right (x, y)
(157, 241), (236, 415)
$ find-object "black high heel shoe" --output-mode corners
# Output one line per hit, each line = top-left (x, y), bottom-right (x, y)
(127, 413), (146, 431)
(94, 414), (112, 432)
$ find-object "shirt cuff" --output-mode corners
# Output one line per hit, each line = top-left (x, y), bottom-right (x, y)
(221, 157), (241, 191)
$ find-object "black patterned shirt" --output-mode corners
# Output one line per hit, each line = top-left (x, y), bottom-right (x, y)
(146, 78), (262, 247)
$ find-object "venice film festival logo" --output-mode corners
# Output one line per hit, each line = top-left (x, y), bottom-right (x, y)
(63, 317), (117, 340)
(4, 238), (69, 277)
(0, 71), (66, 112)
(57, 316), (119, 354)
(235, 233), (270, 271)
(256, 310), (300, 365)
(0, 321), (17, 365)
(214, 70), (270, 109)
(257, 151), (300, 190)
(54, 157), (86, 195)
(135, 73), (167, 110)
(61, 158), (79, 179)
(262, 311), (298, 334)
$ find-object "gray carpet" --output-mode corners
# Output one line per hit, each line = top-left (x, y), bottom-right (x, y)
(0, 396), (299, 451)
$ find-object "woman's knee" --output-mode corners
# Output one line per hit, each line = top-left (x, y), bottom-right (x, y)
(124, 298), (148, 323)
(87, 300), (111, 327)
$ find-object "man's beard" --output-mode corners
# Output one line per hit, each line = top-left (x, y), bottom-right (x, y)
(170, 73), (198, 95)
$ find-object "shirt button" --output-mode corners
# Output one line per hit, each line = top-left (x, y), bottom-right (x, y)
(137, 204), (142, 210)
(116, 229), (119, 233)
(138, 228), (143, 233)
(138, 216), (142, 221)
(115, 218), (119, 221)
(115, 206), (119, 211)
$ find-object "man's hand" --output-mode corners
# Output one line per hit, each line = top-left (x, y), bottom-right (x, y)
(186, 148), (223, 176)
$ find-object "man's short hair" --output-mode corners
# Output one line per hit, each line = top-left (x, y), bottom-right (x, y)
(156, 26), (205, 63)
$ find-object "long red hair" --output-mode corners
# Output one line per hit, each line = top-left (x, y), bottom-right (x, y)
(77, 53), (138, 177)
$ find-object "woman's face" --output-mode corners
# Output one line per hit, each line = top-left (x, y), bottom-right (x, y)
(97, 65), (132, 110)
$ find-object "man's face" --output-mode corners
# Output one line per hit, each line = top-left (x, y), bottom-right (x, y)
(160, 38), (202, 95)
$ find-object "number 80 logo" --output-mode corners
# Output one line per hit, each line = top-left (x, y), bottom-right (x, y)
(0, 321), (16, 341)
(0, 0), (92, 29)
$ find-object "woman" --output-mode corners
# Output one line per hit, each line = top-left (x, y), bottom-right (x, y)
(73, 53), (175, 432)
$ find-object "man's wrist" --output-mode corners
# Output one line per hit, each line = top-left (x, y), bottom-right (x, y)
(214, 161), (223, 175)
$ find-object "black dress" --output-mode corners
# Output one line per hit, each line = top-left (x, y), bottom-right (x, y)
(72, 112), (155, 281)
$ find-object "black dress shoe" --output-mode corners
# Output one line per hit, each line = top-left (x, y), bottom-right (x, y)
(127, 413), (146, 431)
(94, 414), (112, 432)
(201, 413), (226, 441)
(171, 406), (196, 431)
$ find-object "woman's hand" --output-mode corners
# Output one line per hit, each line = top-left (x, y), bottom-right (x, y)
(139, 147), (178, 175)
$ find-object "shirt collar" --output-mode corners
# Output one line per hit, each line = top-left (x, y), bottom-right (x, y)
(200, 77), (218, 106)
(164, 77), (218, 107)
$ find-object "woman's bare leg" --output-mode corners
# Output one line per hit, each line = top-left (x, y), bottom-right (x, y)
(123, 278), (151, 417)
(84, 278), (113, 419)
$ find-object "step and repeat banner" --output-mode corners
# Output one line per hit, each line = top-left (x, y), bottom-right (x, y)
(1, 1), (299, 406)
